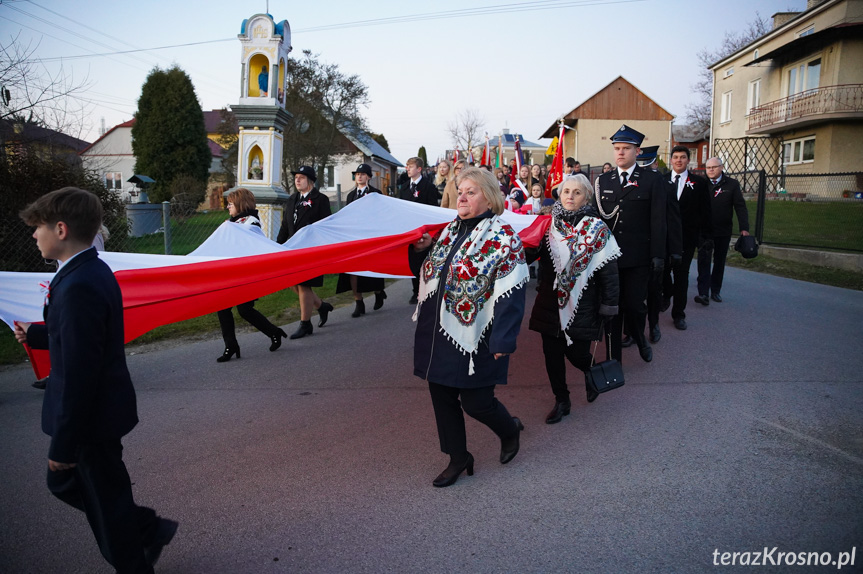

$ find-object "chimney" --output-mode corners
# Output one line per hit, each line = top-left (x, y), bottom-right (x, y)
(772, 11), (801, 29)
(807, 0), (826, 9)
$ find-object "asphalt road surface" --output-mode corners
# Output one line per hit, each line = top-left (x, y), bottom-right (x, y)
(1, 264), (861, 573)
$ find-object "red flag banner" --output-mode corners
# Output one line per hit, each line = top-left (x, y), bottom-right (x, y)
(545, 123), (565, 198)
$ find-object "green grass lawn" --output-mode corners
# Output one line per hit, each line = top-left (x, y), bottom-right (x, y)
(116, 211), (228, 255)
(740, 200), (863, 252)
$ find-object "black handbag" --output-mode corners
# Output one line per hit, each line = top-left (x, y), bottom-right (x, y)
(586, 325), (625, 395)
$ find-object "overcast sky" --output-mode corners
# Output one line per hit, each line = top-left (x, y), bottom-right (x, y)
(1, 0), (803, 163)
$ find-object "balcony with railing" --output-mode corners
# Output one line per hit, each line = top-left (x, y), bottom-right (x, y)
(747, 84), (863, 134)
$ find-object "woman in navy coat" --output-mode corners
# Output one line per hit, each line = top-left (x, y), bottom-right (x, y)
(409, 167), (529, 487)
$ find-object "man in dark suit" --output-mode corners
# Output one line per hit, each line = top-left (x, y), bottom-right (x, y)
(277, 165), (334, 338)
(336, 163), (387, 316)
(697, 157), (750, 303)
(15, 187), (177, 572)
(662, 146), (712, 329)
(399, 156), (440, 303)
(595, 125), (668, 363)
(633, 145), (682, 345)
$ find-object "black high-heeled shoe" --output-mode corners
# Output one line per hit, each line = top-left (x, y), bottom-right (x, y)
(432, 453), (474, 488)
(269, 328), (288, 352)
(373, 290), (387, 310)
(351, 299), (365, 318)
(216, 345), (240, 363)
(500, 417), (524, 464)
(317, 301), (334, 327)
(289, 320), (313, 339)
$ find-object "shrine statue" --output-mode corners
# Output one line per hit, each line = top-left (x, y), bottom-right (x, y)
(258, 66), (269, 97)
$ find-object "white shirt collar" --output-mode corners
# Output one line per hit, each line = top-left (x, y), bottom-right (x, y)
(410, 175), (422, 185)
(56, 246), (91, 271)
(617, 164), (636, 178)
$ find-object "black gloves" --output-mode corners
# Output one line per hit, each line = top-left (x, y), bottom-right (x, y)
(650, 257), (664, 283)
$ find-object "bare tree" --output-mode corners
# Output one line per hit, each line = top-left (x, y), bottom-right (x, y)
(685, 13), (770, 132)
(0, 34), (91, 136)
(282, 50), (370, 190)
(447, 108), (486, 154)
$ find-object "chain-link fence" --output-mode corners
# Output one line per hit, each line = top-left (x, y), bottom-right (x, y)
(3, 199), (231, 273)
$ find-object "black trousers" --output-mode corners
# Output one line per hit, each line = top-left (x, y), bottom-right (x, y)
(411, 277), (420, 297)
(663, 244), (696, 320)
(697, 235), (731, 296)
(218, 300), (279, 347)
(612, 265), (650, 362)
(428, 382), (517, 456)
(47, 441), (158, 574)
(646, 268), (663, 329)
(540, 333), (592, 403)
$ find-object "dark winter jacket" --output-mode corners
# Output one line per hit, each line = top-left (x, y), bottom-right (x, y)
(527, 210), (619, 342)
(410, 211), (526, 388)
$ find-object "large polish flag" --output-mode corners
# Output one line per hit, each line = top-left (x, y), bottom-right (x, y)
(1, 194), (550, 372)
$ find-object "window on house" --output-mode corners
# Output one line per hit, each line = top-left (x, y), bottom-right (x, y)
(323, 165), (335, 188)
(786, 56), (821, 96)
(747, 79), (762, 115)
(105, 172), (122, 190)
(797, 25), (815, 37)
(720, 91), (733, 123)
(724, 66), (734, 78)
(746, 147), (757, 171)
(782, 136), (815, 165)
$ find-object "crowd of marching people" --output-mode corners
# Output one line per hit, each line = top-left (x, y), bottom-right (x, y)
(243, 123), (751, 488)
(13, 124), (751, 572)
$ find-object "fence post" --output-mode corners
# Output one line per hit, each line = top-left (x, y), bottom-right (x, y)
(336, 183), (342, 211)
(162, 201), (172, 255)
(755, 169), (766, 244)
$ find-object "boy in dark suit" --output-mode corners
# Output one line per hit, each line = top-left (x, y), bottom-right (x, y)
(15, 187), (177, 573)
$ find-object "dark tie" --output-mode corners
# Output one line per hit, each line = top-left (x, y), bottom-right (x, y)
(357, 188), (365, 198)
(620, 171), (628, 186)
(675, 174), (681, 187)
(712, 179), (718, 185)
(410, 182), (417, 195)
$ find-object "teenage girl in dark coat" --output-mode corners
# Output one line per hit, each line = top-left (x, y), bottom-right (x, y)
(216, 188), (287, 362)
(527, 174), (620, 424)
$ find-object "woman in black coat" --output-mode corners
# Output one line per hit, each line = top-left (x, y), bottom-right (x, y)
(410, 167), (529, 488)
(527, 174), (621, 424)
(216, 188), (287, 362)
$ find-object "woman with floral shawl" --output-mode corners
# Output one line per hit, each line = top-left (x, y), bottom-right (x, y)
(527, 174), (621, 425)
(409, 167), (529, 488)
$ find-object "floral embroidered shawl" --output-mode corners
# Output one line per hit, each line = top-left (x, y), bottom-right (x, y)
(415, 215), (529, 374)
(547, 214), (621, 344)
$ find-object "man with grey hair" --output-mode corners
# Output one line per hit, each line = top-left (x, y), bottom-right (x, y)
(696, 157), (750, 304)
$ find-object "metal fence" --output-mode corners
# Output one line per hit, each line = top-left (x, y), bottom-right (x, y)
(4, 172), (863, 273)
(3, 201), (230, 273)
(724, 170), (863, 253)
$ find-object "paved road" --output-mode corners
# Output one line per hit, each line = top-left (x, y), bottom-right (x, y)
(1, 264), (862, 573)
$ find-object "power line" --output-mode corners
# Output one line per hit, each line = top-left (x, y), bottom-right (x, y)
(20, 0), (645, 62)
(3, 1), (238, 95)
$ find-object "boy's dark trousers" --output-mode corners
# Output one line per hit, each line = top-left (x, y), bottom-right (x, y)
(47, 441), (158, 574)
